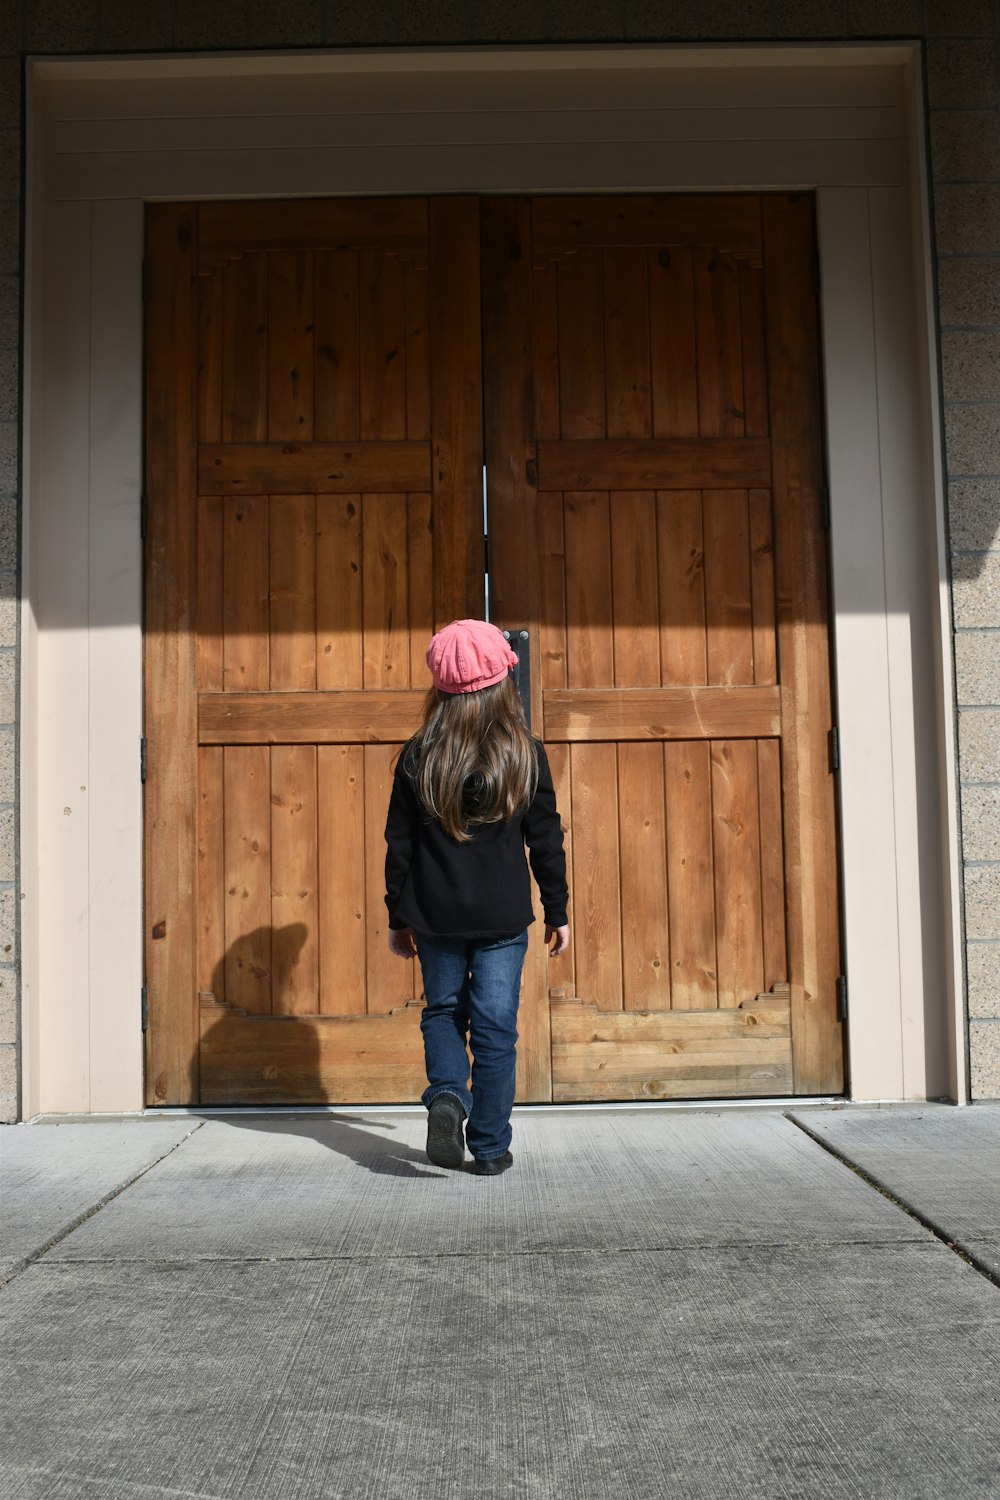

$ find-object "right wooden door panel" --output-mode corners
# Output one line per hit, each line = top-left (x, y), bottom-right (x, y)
(483, 194), (843, 1100)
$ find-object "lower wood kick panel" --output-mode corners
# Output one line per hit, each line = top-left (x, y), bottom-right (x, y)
(550, 993), (792, 1101)
(199, 997), (427, 1104)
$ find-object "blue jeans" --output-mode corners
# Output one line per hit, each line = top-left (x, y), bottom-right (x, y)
(415, 931), (529, 1161)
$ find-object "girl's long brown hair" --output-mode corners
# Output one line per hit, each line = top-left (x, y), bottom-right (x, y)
(408, 673), (537, 843)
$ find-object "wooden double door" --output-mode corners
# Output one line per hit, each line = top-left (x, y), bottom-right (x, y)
(144, 193), (843, 1107)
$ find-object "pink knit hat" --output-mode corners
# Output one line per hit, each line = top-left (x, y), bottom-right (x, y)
(426, 619), (518, 695)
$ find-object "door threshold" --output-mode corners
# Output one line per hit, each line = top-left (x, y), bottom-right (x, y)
(143, 1096), (845, 1117)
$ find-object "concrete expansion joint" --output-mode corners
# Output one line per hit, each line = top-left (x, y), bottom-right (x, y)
(23, 1237), (941, 1270)
(786, 1111), (1000, 1293)
(0, 1119), (204, 1291)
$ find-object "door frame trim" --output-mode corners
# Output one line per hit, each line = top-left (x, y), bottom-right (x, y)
(20, 43), (964, 1111)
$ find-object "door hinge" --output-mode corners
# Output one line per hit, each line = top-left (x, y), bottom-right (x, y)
(836, 975), (848, 1023)
(828, 726), (840, 773)
(484, 533), (490, 576)
(140, 737), (148, 784)
(141, 983), (149, 1032)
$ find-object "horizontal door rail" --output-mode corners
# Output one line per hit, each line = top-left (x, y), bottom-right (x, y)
(199, 689), (427, 744)
(198, 441), (432, 495)
(543, 685), (781, 741)
(536, 437), (771, 491)
(531, 194), (763, 258)
(198, 196), (429, 267)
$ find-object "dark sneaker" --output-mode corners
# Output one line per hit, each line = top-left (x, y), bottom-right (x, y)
(467, 1151), (513, 1177)
(426, 1093), (466, 1169)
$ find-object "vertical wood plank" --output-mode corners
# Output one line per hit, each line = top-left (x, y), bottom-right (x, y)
(538, 495), (568, 692)
(408, 491), (434, 687)
(750, 487), (778, 686)
(531, 260), (561, 438)
(364, 744), (416, 1013)
(665, 741), (718, 1009)
(267, 250), (314, 442)
(740, 259), (768, 438)
(763, 193), (842, 1092)
(565, 493), (614, 687)
(318, 745), (367, 1015)
(223, 745), (272, 1014)
(363, 492), (409, 689)
(612, 490), (660, 688)
(650, 245), (697, 438)
(316, 494), (362, 690)
(145, 203), (199, 1105)
(603, 247), (652, 439)
(694, 247), (745, 438)
(221, 252), (267, 442)
(546, 741), (575, 999)
(314, 248), (359, 441)
(356, 238), (411, 698)
(619, 742), (670, 1010)
(703, 489), (753, 686)
(197, 746), (225, 999)
(197, 494), (223, 693)
(757, 739), (788, 992)
(269, 493), (317, 691)
(197, 268), (223, 444)
(270, 744), (320, 1016)
(405, 260), (430, 441)
(430, 197), (485, 625)
(571, 743), (623, 1011)
(711, 739), (764, 1008)
(222, 495), (269, 691)
(193, 266), (224, 1078)
(603, 234), (665, 1014)
(557, 249), (605, 438)
(360, 250), (406, 441)
(658, 490), (708, 686)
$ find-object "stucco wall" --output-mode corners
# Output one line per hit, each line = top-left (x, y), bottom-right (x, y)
(2, 0), (998, 1117)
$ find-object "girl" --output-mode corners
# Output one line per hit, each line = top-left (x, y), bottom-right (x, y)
(384, 618), (570, 1176)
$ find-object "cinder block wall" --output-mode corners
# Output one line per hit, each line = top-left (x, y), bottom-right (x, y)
(1, 0), (998, 1118)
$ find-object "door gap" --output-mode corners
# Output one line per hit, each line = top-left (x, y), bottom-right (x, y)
(483, 463), (490, 621)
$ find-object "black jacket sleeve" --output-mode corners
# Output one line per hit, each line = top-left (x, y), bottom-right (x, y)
(523, 744), (569, 929)
(384, 751), (420, 930)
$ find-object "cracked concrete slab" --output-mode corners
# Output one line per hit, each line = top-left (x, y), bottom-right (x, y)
(4, 1242), (1000, 1500)
(0, 1119), (202, 1282)
(788, 1105), (1000, 1277)
(41, 1111), (925, 1265)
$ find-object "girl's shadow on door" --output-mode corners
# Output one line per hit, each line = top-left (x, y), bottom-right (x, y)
(199, 923), (441, 1178)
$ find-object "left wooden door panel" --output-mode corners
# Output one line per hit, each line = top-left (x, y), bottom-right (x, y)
(144, 199), (484, 1104)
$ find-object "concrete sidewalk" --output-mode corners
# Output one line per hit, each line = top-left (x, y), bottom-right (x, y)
(2, 1105), (1000, 1499)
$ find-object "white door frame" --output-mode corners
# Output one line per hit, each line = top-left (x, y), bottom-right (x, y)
(20, 43), (965, 1113)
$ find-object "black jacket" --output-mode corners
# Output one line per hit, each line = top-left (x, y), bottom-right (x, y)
(384, 740), (569, 938)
